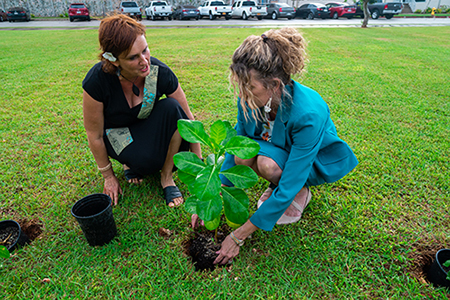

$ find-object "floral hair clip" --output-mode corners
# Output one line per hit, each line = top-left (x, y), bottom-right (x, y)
(102, 52), (117, 62)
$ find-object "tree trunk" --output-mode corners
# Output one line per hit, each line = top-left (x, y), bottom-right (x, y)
(362, 0), (370, 28)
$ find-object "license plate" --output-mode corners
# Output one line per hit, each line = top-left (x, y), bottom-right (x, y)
(222, 12), (226, 15)
(257, 13), (260, 15)
(77, 10), (81, 14)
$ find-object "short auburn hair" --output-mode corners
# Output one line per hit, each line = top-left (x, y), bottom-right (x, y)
(98, 14), (146, 74)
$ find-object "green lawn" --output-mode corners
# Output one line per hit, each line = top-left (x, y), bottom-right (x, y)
(0, 26), (449, 298)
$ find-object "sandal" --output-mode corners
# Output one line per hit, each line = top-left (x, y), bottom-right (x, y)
(277, 188), (311, 225)
(124, 168), (142, 182)
(163, 186), (183, 206)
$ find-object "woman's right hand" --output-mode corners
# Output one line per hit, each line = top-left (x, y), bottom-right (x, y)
(103, 175), (123, 206)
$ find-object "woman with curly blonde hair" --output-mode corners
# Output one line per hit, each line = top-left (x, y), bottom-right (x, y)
(209, 27), (358, 264)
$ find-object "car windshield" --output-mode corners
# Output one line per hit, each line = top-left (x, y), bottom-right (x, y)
(242, 1), (255, 6)
(122, 2), (138, 7)
(70, 4), (85, 8)
(211, 1), (225, 5)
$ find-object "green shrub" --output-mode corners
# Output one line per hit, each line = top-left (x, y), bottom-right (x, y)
(414, 9), (422, 13)
(425, 7), (432, 13)
(436, 8), (442, 13)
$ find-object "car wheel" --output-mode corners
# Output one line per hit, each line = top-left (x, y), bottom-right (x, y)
(307, 12), (314, 20)
(225, 15), (230, 20)
(209, 12), (216, 20)
(385, 14), (393, 19)
(0, 16), (3, 22)
(333, 12), (338, 19)
(371, 9), (379, 19)
(151, 14), (155, 21)
(242, 12), (248, 20)
(272, 12), (277, 20)
(168, 16), (172, 20)
(179, 15), (183, 20)
(69, 17), (73, 22)
(288, 17), (292, 20)
(347, 16), (353, 19)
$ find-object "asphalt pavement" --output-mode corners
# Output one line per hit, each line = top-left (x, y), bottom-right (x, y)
(1, 16), (449, 29)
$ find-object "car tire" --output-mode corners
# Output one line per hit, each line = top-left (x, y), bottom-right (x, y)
(385, 14), (393, 19)
(333, 12), (338, 19)
(242, 12), (248, 20)
(347, 16), (353, 19)
(288, 17), (292, 20)
(371, 9), (379, 19)
(272, 12), (277, 20)
(0, 16), (3, 22)
(168, 16), (172, 20)
(225, 15), (230, 20)
(69, 17), (73, 22)
(209, 11), (216, 20)
(307, 12), (314, 20)
(88, 17), (91, 21)
(151, 14), (155, 21)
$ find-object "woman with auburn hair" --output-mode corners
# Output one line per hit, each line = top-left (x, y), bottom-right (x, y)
(82, 15), (201, 207)
(203, 27), (358, 264)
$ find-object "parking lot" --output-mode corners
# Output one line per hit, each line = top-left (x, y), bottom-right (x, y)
(1, 16), (450, 29)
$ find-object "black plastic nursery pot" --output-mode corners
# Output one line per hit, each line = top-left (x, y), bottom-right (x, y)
(0, 220), (30, 252)
(427, 248), (450, 288)
(71, 193), (117, 247)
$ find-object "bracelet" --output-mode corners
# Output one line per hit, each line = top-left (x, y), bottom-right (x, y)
(98, 162), (112, 173)
(230, 232), (244, 247)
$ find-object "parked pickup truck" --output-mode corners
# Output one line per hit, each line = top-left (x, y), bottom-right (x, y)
(355, 0), (403, 19)
(145, 1), (173, 20)
(118, 1), (142, 20)
(231, 0), (267, 20)
(198, 1), (232, 20)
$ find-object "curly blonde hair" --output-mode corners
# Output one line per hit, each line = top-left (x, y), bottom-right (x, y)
(230, 27), (307, 121)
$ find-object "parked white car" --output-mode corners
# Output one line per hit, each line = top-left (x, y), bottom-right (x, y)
(118, 1), (142, 20)
(231, 0), (267, 20)
(198, 1), (232, 20)
(145, 1), (173, 20)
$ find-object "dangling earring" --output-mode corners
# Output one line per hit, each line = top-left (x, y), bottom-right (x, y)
(264, 97), (272, 113)
(116, 67), (121, 77)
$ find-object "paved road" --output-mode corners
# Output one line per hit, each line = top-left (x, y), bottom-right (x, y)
(1, 16), (449, 29)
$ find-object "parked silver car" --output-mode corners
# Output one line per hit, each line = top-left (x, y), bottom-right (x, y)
(266, 3), (295, 20)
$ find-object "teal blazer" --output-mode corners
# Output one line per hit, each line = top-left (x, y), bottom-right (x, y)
(220, 80), (358, 231)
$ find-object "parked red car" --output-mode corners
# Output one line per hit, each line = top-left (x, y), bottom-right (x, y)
(326, 2), (356, 19)
(68, 3), (90, 22)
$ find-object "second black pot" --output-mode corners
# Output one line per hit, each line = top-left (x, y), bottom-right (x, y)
(71, 193), (117, 247)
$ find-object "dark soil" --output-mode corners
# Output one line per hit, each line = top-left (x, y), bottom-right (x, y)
(184, 226), (230, 271)
(0, 226), (19, 249)
(18, 218), (43, 241)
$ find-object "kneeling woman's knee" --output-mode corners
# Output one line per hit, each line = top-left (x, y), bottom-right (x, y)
(257, 156), (281, 178)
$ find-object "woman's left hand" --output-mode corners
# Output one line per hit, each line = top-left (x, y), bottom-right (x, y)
(213, 235), (241, 265)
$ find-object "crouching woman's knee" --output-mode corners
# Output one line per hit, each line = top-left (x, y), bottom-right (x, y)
(257, 156), (282, 183)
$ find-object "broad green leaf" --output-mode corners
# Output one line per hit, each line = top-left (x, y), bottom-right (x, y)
(204, 215), (221, 231)
(184, 196), (199, 215)
(443, 260), (450, 268)
(221, 186), (249, 225)
(220, 165), (259, 189)
(0, 245), (10, 258)
(210, 120), (227, 146)
(226, 216), (242, 229)
(196, 195), (222, 223)
(192, 165), (221, 201)
(220, 121), (237, 146)
(178, 170), (196, 194)
(177, 119), (211, 146)
(206, 153), (215, 165)
(225, 136), (260, 159)
(173, 152), (204, 176)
